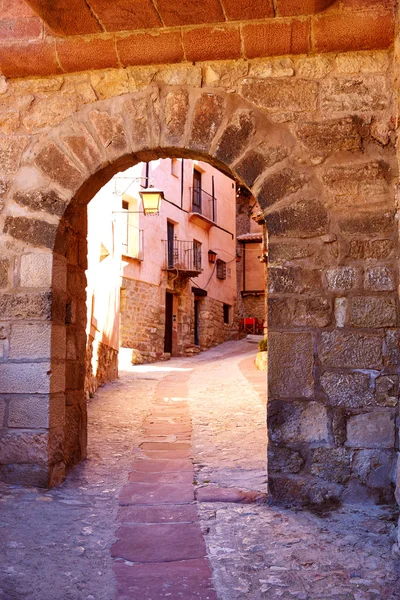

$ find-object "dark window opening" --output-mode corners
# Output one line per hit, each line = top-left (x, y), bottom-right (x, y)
(223, 303), (230, 324)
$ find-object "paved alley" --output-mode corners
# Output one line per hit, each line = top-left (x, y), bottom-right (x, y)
(0, 340), (399, 599)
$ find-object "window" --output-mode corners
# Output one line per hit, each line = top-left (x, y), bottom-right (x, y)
(223, 303), (230, 324)
(216, 259), (226, 280)
(192, 169), (202, 212)
(120, 198), (143, 259)
(193, 240), (202, 271)
(140, 162), (149, 188)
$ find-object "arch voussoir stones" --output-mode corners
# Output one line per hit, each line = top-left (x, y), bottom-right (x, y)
(0, 85), (397, 513)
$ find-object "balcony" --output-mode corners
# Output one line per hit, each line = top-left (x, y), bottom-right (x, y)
(189, 187), (217, 230)
(162, 240), (202, 276)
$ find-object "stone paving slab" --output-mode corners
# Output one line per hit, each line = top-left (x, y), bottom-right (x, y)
(118, 482), (194, 505)
(133, 458), (194, 472)
(128, 470), (194, 483)
(141, 448), (192, 459)
(112, 522), (207, 562)
(118, 504), (199, 524)
(114, 559), (218, 600)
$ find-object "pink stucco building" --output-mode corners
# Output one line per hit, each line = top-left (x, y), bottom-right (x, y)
(86, 158), (242, 392)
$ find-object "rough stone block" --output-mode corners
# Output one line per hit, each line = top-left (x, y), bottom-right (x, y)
(325, 267), (356, 292)
(268, 297), (331, 328)
(257, 168), (307, 210)
(334, 297), (347, 328)
(0, 362), (51, 394)
(89, 110), (129, 161)
(384, 329), (400, 368)
(321, 371), (374, 408)
(60, 122), (105, 173)
(268, 332), (314, 398)
(0, 464), (49, 487)
(352, 449), (395, 489)
(296, 118), (361, 153)
(266, 198), (329, 238)
(13, 188), (67, 217)
(310, 448), (351, 484)
(349, 296), (397, 328)
(9, 322), (53, 360)
(0, 136), (29, 173)
(20, 252), (53, 288)
(34, 140), (85, 192)
(189, 93), (225, 153)
(323, 161), (390, 197)
(123, 96), (152, 152)
(8, 394), (50, 428)
(0, 258), (9, 288)
(215, 110), (256, 165)
(234, 142), (288, 187)
(340, 211), (394, 235)
(320, 76), (388, 114)
(364, 266), (395, 291)
(269, 474), (342, 508)
(268, 266), (321, 294)
(269, 400), (329, 444)
(4, 216), (57, 250)
(268, 445), (304, 474)
(0, 431), (48, 465)
(346, 411), (395, 449)
(162, 88), (189, 147)
(375, 375), (398, 407)
(241, 78), (318, 112)
(319, 331), (383, 369)
(346, 239), (394, 260)
(0, 291), (52, 320)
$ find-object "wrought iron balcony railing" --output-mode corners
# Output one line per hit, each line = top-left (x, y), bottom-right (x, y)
(162, 239), (202, 275)
(190, 187), (217, 223)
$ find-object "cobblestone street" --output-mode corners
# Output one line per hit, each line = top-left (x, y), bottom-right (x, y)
(0, 340), (399, 599)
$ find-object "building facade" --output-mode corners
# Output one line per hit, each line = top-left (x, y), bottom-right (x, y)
(86, 158), (239, 388)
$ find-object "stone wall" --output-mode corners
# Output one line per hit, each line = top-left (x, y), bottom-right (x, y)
(120, 277), (165, 357)
(85, 335), (118, 399)
(0, 50), (397, 510)
(197, 296), (238, 350)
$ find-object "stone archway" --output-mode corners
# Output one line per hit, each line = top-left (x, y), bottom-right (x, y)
(0, 84), (398, 507)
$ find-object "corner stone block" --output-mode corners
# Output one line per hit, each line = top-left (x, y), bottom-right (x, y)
(0, 362), (52, 394)
(346, 411), (395, 449)
(352, 449), (395, 490)
(20, 253), (52, 288)
(268, 332), (314, 398)
(162, 88), (189, 147)
(349, 296), (397, 328)
(8, 395), (51, 429)
(189, 93), (225, 153)
(89, 110), (129, 162)
(266, 198), (329, 238)
(0, 464), (50, 487)
(9, 322), (53, 360)
(34, 140), (86, 193)
(269, 400), (329, 444)
(0, 431), (48, 465)
(215, 110), (256, 165)
(319, 331), (383, 369)
(0, 291), (52, 320)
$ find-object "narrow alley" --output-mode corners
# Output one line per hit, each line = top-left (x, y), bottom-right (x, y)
(0, 341), (399, 600)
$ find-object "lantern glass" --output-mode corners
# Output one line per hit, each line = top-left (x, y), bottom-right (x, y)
(208, 250), (217, 264)
(139, 189), (164, 215)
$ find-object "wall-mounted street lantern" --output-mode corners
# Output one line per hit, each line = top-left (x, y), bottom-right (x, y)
(235, 252), (242, 263)
(208, 250), (217, 264)
(113, 176), (164, 216)
(139, 187), (164, 216)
